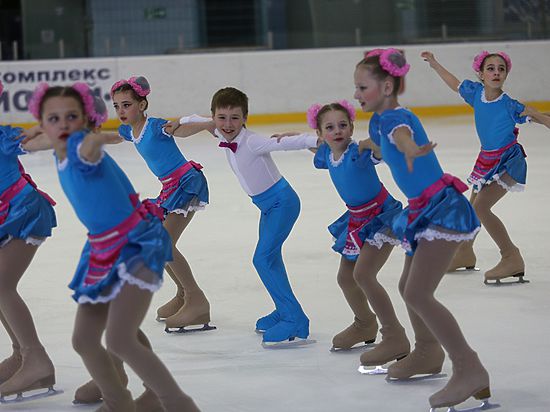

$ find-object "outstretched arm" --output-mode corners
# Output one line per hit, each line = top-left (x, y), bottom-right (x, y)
(421, 51), (461, 92)
(392, 126), (437, 172)
(79, 132), (114, 163)
(271, 131), (320, 153)
(19, 126), (53, 152)
(358, 138), (382, 160)
(522, 106), (550, 129)
(165, 115), (216, 137)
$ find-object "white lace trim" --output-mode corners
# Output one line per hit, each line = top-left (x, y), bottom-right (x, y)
(1, 235), (46, 248)
(131, 117), (150, 145)
(364, 232), (401, 249)
(76, 262), (162, 305)
(169, 202), (208, 216)
(329, 141), (354, 167)
(18, 143), (29, 154)
(25, 237), (45, 246)
(57, 157), (68, 171)
(413, 226), (480, 243)
(469, 174), (524, 193)
(370, 151), (382, 165)
(0, 235), (13, 248)
(481, 88), (506, 104)
(388, 124), (414, 145)
(493, 175), (525, 192)
(77, 142), (105, 166)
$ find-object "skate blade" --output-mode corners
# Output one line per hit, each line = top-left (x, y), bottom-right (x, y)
(484, 273), (529, 286)
(448, 266), (480, 273)
(386, 372), (447, 383)
(165, 323), (217, 334)
(72, 398), (102, 406)
(430, 399), (500, 412)
(357, 365), (387, 375)
(0, 386), (63, 404)
(330, 340), (376, 353)
(261, 338), (316, 349)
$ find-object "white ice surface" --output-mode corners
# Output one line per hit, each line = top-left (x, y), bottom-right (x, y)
(3, 116), (549, 411)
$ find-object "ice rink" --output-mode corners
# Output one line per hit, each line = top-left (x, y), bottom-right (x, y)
(2, 116), (549, 412)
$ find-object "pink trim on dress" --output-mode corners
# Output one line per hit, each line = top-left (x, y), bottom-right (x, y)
(407, 174), (468, 224)
(343, 186), (389, 256)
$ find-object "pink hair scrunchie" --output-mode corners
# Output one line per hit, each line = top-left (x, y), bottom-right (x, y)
(28, 82), (108, 127)
(306, 100), (356, 130)
(110, 76), (151, 98)
(365, 48), (384, 59)
(379, 48), (410, 77)
(337, 99), (356, 122)
(28, 83), (51, 120)
(472, 50), (512, 73)
(306, 103), (323, 129)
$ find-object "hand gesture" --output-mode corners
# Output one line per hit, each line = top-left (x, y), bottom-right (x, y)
(163, 121), (180, 135)
(18, 125), (43, 144)
(406, 141), (437, 172)
(421, 51), (437, 68)
(271, 131), (300, 143)
(521, 105), (536, 117)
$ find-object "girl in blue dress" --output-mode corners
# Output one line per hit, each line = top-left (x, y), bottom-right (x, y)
(303, 100), (410, 365)
(355, 49), (492, 411)
(110, 77), (211, 329)
(422, 50), (550, 283)
(29, 82), (199, 412)
(0, 81), (58, 402)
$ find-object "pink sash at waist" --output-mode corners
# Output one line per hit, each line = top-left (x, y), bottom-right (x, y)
(407, 174), (468, 224)
(157, 161), (203, 204)
(344, 185), (389, 255)
(84, 194), (163, 286)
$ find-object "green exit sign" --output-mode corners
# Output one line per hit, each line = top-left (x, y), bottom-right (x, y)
(144, 7), (167, 20)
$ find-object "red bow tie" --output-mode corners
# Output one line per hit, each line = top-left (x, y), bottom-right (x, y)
(218, 141), (238, 153)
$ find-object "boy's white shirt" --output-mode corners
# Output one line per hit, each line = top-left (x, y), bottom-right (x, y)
(180, 115), (317, 196)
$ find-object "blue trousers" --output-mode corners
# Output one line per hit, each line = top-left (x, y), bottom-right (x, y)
(251, 178), (307, 332)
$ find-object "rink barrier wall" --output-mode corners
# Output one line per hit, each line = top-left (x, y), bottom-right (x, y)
(1, 39), (549, 127)
(10, 101), (550, 130)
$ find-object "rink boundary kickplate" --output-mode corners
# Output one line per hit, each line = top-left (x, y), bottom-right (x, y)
(0, 386), (63, 404)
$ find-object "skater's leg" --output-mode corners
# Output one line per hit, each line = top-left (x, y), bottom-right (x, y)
(332, 257), (377, 350)
(0, 310), (22, 384)
(386, 254), (443, 378)
(355, 244), (410, 365)
(163, 212), (210, 329)
(447, 190), (478, 272)
(133, 330), (163, 412)
(337, 258), (375, 322)
(156, 265), (185, 320)
(473, 181), (524, 280)
(72, 303), (133, 411)
(73, 330), (154, 406)
(0, 239), (55, 396)
(402, 239), (489, 407)
(253, 189), (308, 342)
(105, 269), (199, 412)
(473, 183), (513, 252)
(73, 351), (128, 404)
